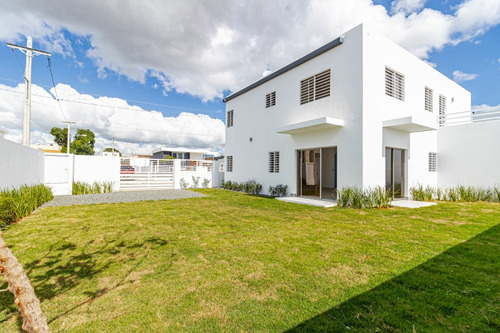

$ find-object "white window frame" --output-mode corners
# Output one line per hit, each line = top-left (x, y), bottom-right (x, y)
(269, 151), (280, 173)
(266, 91), (276, 108)
(227, 110), (233, 128)
(429, 152), (437, 172)
(425, 87), (433, 112)
(385, 67), (405, 101)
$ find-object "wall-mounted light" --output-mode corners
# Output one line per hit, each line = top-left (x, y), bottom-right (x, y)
(249, 137), (253, 142)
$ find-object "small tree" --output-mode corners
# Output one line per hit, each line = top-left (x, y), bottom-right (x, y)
(50, 127), (95, 155)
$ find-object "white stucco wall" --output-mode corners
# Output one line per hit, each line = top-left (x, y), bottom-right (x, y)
(438, 120), (500, 188)
(225, 25), (364, 196)
(0, 137), (45, 190)
(73, 155), (120, 191)
(224, 24), (471, 197)
(361, 25), (470, 195)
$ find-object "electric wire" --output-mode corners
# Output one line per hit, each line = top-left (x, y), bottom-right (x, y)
(9, 48), (25, 75)
(46, 57), (67, 121)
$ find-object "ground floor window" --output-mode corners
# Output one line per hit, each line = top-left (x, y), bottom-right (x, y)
(226, 156), (233, 172)
(429, 152), (437, 172)
(269, 151), (280, 173)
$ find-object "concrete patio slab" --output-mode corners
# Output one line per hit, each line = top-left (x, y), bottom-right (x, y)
(391, 200), (437, 208)
(276, 196), (337, 208)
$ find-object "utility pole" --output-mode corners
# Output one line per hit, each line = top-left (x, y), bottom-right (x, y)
(112, 137), (116, 155)
(62, 121), (75, 154)
(6, 37), (51, 147)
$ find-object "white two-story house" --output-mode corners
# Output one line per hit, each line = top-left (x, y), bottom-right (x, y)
(223, 24), (471, 199)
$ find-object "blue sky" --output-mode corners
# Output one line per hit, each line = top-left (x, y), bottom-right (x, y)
(0, 0), (499, 154)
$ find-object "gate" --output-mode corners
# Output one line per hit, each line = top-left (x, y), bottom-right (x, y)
(120, 158), (174, 190)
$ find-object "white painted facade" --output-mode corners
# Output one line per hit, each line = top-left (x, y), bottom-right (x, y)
(224, 24), (471, 198)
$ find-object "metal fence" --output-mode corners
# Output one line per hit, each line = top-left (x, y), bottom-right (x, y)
(439, 107), (500, 126)
(120, 158), (174, 190)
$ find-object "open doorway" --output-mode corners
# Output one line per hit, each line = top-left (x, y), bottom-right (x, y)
(297, 147), (337, 200)
(385, 147), (405, 198)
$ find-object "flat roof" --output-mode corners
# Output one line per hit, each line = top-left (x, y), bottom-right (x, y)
(223, 36), (344, 103)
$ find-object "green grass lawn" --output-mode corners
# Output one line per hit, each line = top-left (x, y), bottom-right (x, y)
(1, 189), (499, 332)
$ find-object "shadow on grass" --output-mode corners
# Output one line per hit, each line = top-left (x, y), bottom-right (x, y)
(0, 235), (170, 329)
(287, 223), (500, 332)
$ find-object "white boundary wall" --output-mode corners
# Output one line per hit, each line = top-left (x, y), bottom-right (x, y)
(74, 155), (120, 191)
(45, 154), (120, 195)
(0, 137), (45, 190)
(44, 154), (74, 195)
(172, 159), (214, 189)
(438, 120), (500, 188)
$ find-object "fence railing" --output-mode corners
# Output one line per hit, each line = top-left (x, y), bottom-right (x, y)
(180, 160), (213, 172)
(439, 107), (500, 126)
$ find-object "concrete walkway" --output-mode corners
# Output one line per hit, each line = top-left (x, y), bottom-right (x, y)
(391, 200), (436, 208)
(276, 196), (337, 208)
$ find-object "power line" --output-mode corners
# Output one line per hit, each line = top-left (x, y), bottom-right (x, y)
(46, 57), (67, 121)
(0, 86), (224, 120)
(0, 77), (222, 114)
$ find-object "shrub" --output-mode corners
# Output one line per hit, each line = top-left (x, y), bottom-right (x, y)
(180, 178), (188, 189)
(410, 184), (434, 201)
(73, 181), (114, 195)
(192, 176), (200, 188)
(410, 184), (500, 203)
(0, 184), (53, 226)
(337, 186), (391, 209)
(223, 180), (262, 195)
(202, 178), (211, 188)
(269, 184), (288, 197)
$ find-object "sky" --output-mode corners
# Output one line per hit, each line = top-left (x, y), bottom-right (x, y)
(0, 0), (499, 155)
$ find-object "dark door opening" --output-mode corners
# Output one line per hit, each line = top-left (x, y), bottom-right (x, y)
(385, 147), (405, 198)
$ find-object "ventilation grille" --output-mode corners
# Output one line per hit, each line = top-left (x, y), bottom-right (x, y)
(425, 87), (433, 112)
(269, 151), (279, 173)
(439, 95), (446, 126)
(266, 91), (276, 108)
(227, 110), (233, 127)
(429, 152), (437, 172)
(385, 67), (405, 101)
(300, 69), (331, 105)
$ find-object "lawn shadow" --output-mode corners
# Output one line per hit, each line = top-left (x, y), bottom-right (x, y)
(286, 223), (500, 332)
(0, 235), (171, 329)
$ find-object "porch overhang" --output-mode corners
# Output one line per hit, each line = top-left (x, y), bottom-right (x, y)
(383, 116), (438, 132)
(276, 116), (344, 135)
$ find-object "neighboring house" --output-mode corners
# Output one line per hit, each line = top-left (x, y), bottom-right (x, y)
(152, 147), (219, 160)
(101, 151), (120, 157)
(223, 24), (474, 199)
(31, 143), (62, 153)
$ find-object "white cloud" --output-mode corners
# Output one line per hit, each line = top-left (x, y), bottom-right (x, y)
(452, 70), (479, 82)
(0, 0), (498, 101)
(391, 0), (428, 14)
(0, 83), (224, 155)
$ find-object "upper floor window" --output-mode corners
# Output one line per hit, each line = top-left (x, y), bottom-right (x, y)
(439, 95), (446, 126)
(227, 110), (233, 127)
(269, 151), (280, 173)
(385, 67), (405, 101)
(425, 87), (433, 112)
(300, 69), (331, 105)
(266, 91), (276, 108)
(429, 152), (437, 172)
(226, 156), (233, 172)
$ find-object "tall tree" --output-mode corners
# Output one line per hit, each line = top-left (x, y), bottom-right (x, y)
(50, 128), (95, 155)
